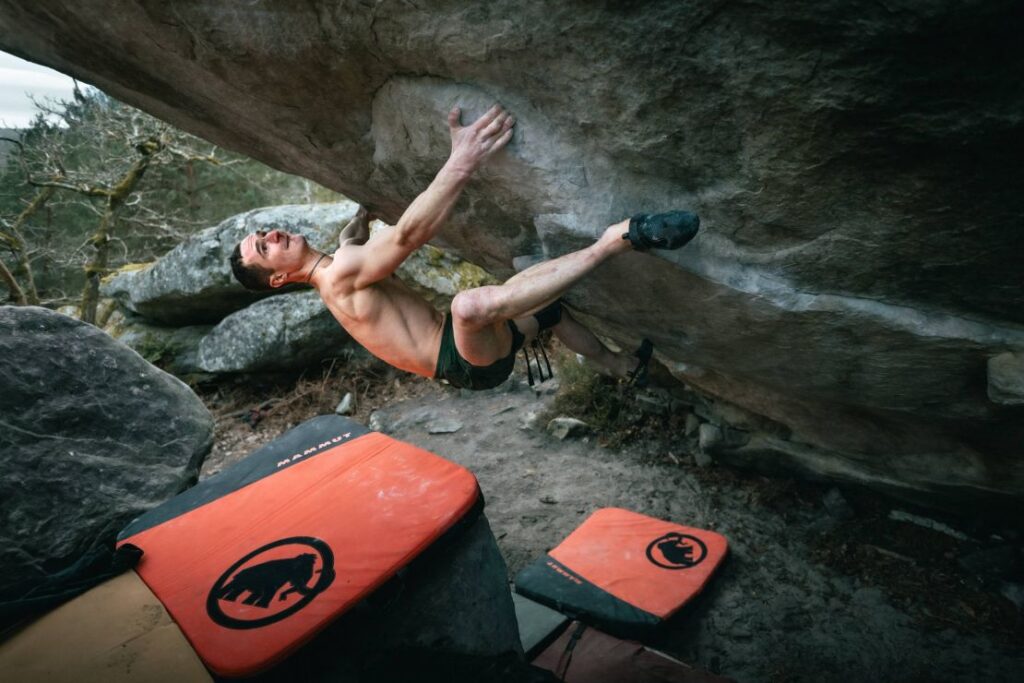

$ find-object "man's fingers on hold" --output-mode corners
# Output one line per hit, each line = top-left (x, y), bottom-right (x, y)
(480, 112), (509, 138)
(474, 103), (502, 129)
(492, 127), (514, 151)
(448, 106), (462, 129)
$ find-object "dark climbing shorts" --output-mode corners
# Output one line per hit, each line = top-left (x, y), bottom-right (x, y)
(434, 312), (525, 390)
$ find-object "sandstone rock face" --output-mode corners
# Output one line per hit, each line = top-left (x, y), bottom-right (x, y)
(0, 307), (213, 603)
(3, 2), (1023, 507)
(101, 202), (360, 326)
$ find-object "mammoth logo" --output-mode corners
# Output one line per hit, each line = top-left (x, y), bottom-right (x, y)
(207, 537), (335, 629)
(645, 532), (708, 570)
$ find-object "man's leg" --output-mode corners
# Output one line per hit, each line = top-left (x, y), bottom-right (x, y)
(451, 220), (632, 366)
(551, 309), (634, 378)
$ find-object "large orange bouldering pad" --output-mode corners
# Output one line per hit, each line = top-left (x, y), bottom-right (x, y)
(117, 415), (482, 677)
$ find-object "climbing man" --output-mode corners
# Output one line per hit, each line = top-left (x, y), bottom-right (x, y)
(230, 104), (699, 390)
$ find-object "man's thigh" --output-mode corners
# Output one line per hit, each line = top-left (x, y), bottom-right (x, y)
(453, 317), (534, 366)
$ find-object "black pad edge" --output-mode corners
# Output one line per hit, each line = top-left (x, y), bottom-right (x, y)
(514, 554), (661, 640)
(118, 415), (370, 540)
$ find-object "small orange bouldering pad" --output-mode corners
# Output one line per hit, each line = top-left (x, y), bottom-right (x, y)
(515, 508), (727, 638)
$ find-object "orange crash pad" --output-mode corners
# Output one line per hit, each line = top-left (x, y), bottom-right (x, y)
(515, 508), (727, 638)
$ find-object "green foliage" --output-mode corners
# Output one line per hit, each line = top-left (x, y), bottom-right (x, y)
(543, 348), (635, 447)
(545, 347), (695, 452)
(0, 87), (342, 307)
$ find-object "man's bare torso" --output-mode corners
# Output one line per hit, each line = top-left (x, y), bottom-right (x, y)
(318, 263), (445, 378)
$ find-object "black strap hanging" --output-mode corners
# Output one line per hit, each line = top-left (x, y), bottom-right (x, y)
(522, 338), (554, 386)
(534, 338), (552, 380)
(523, 345), (536, 386)
(554, 621), (588, 679)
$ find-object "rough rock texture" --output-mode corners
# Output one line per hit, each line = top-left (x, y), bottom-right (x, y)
(196, 290), (353, 373)
(3, 2), (1023, 508)
(101, 202), (360, 326)
(395, 239), (498, 310)
(0, 306), (213, 599)
(988, 352), (1024, 406)
(105, 310), (213, 375)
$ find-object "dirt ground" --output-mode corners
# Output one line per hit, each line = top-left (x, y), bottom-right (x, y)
(196, 353), (1023, 683)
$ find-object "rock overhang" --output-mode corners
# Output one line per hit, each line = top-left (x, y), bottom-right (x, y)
(3, 1), (1022, 508)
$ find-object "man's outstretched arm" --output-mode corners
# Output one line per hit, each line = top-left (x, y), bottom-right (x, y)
(336, 104), (515, 289)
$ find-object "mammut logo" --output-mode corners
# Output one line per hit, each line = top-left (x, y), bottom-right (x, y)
(207, 537), (335, 629)
(276, 432), (353, 468)
(645, 532), (708, 570)
(546, 559), (583, 585)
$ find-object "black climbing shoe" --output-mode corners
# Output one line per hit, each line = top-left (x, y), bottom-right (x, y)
(624, 211), (700, 250)
(627, 338), (654, 388)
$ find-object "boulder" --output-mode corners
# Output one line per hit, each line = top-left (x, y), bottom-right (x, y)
(5, 2), (1024, 508)
(698, 424), (724, 453)
(335, 393), (354, 416)
(395, 239), (497, 309)
(105, 309), (212, 375)
(196, 290), (353, 373)
(546, 416), (590, 441)
(101, 202), (361, 326)
(0, 306), (213, 612)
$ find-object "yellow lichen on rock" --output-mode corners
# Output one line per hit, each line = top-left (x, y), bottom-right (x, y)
(100, 261), (152, 285)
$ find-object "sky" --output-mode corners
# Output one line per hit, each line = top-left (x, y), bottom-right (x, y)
(0, 51), (78, 128)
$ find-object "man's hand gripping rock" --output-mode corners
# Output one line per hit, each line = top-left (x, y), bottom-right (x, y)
(444, 104), (516, 177)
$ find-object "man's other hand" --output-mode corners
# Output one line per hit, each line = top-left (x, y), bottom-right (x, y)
(447, 104), (515, 174)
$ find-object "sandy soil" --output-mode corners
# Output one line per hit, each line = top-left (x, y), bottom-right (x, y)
(197, 357), (1023, 683)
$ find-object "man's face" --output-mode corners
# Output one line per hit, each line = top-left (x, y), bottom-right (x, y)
(239, 229), (307, 287)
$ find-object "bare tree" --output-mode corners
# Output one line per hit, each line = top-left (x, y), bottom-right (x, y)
(0, 182), (55, 305)
(0, 86), (339, 318)
(2, 88), (237, 322)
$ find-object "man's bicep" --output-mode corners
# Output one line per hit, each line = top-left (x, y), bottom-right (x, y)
(336, 228), (412, 289)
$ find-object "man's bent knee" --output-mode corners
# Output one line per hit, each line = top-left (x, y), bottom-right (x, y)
(451, 288), (504, 329)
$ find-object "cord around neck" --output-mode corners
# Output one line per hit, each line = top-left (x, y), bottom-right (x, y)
(305, 252), (329, 284)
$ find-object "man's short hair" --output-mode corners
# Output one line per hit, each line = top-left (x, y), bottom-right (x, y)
(230, 242), (274, 291)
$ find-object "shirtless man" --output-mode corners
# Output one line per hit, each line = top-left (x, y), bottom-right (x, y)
(230, 105), (699, 390)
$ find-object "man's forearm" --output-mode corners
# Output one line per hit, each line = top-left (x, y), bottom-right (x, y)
(391, 103), (514, 248)
(393, 159), (473, 248)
